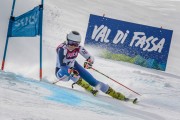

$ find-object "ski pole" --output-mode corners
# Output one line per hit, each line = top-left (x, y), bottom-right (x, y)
(91, 67), (141, 96)
(52, 80), (60, 84)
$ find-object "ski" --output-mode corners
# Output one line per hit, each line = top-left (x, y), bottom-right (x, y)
(133, 98), (138, 104)
(131, 98), (138, 104)
(52, 80), (60, 84)
(126, 98), (138, 104)
(42, 79), (139, 104)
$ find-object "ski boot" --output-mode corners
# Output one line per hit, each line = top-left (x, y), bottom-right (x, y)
(106, 87), (138, 103)
(106, 87), (127, 101)
(75, 78), (98, 96)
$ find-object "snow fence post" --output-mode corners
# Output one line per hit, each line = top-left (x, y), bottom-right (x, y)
(1, 0), (16, 70)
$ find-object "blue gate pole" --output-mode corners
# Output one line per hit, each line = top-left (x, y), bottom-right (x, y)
(1, 0), (16, 70)
(39, 0), (44, 80)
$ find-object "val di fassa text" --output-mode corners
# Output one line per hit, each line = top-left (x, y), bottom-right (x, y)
(92, 25), (165, 53)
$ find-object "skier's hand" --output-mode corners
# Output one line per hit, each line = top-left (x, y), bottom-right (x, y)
(84, 61), (92, 69)
(84, 56), (94, 69)
(68, 67), (79, 77)
(87, 56), (94, 64)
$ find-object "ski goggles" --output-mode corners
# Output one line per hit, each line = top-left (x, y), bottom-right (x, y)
(67, 40), (80, 47)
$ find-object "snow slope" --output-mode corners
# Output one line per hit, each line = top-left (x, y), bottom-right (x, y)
(0, 0), (180, 120)
(1, 70), (180, 120)
(0, 0), (180, 79)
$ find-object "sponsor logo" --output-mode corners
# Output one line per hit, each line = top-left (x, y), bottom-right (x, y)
(66, 51), (78, 59)
(92, 25), (165, 53)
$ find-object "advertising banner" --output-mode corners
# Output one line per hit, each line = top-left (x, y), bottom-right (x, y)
(85, 14), (173, 71)
(8, 6), (41, 37)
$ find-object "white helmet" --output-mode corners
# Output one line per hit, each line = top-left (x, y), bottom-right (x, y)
(67, 31), (81, 43)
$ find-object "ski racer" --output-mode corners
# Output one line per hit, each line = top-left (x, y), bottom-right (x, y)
(55, 31), (130, 101)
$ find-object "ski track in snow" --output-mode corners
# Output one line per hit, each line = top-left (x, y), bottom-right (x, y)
(0, 70), (170, 120)
(1, 0), (180, 120)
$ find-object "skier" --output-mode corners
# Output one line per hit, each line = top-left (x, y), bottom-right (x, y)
(55, 31), (130, 101)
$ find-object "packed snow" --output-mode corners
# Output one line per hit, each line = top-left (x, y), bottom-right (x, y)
(0, 0), (180, 120)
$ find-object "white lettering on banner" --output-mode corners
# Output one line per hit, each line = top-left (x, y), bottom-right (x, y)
(113, 30), (129, 44)
(130, 32), (145, 47)
(91, 25), (104, 39)
(92, 25), (111, 43)
(131, 32), (165, 53)
(14, 12), (39, 28)
(104, 28), (111, 43)
(148, 38), (165, 53)
(91, 25), (165, 53)
(92, 25), (127, 44)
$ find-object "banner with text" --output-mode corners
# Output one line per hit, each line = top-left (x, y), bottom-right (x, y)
(85, 14), (173, 71)
(8, 6), (41, 37)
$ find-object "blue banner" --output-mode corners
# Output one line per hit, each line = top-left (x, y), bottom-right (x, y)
(8, 6), (41, 37)
(85, 14), (173, 71)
